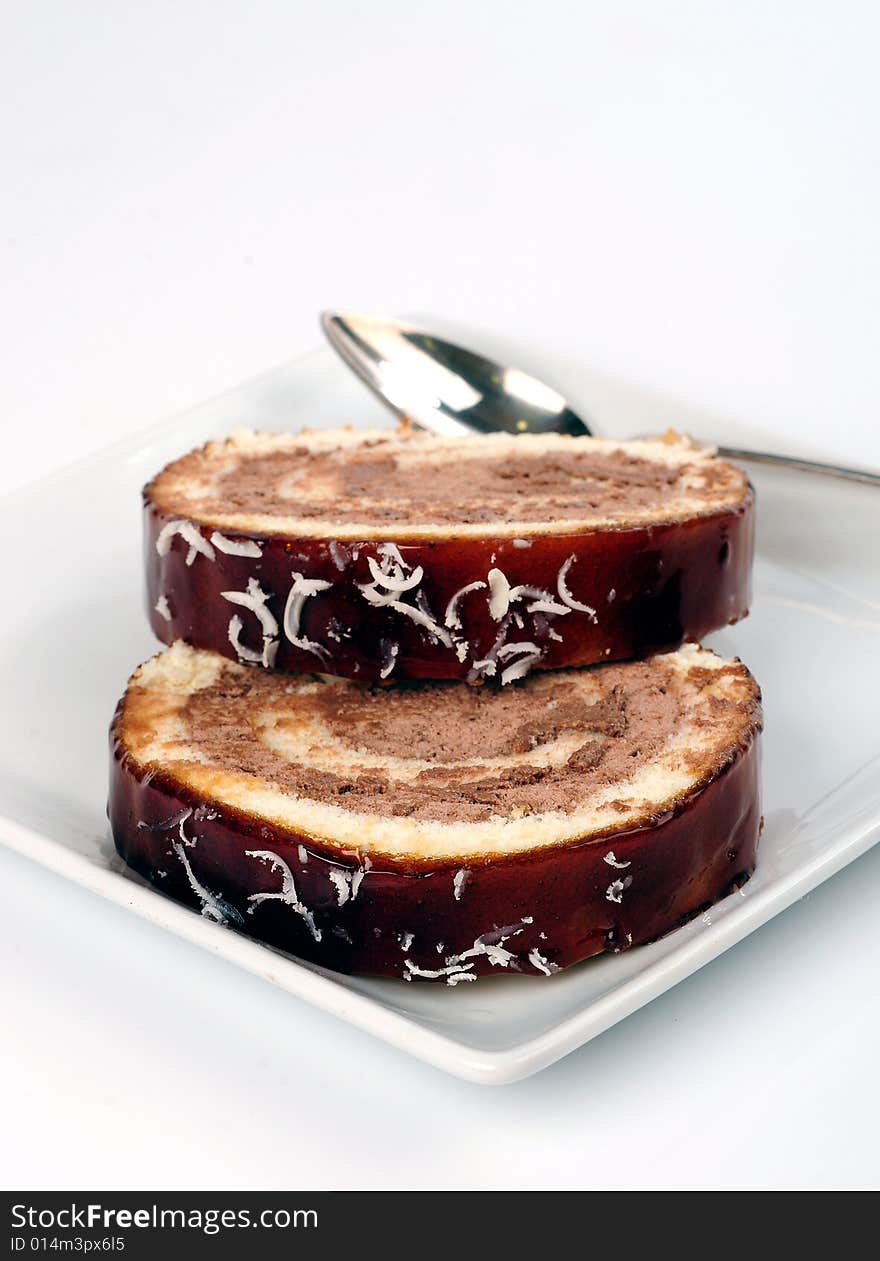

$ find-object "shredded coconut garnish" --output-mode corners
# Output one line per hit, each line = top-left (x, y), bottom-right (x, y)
(297, 845), (309, 864)
(470, 658), (496, 677)
(398, 932), (414, 953)
(358, 547), (453, 647)
(138, 806), (192, 833)
(603, 850), (631, 869)
(507, 582), (570, 617)
(453, 868), (471, 901)
(497, 640), (543, 685)
(606, 876), (633, 904)
(222, 578), (279, 667)
(228, 615), (275, 666)
(156, 519), (216, 566)
(172, 837), (242, 926)
(377, 542), (408, 567)
(403, 917), (534, 983)
(176, 816), (195, 848)
(245, 849), (321, 941)
(222, 578), (277, 637)
(329, 540), (352, 571)
(350, 857), (370, 900)
(403, 960), (477, 984)
(444, 580), (487, 630)
(154, 594), (172, 622)
(524, 596), (570, 616)
(473, 570), (571, 682)
(487, 568), (511, 620)
(446, 922), (527, 970)
(528, 948), (559, 976)
(367, 555), (424, 592)
(512, 538), (532, 548)
(557, 555), (597, 619)
(490, 569), (570, 625)
(328, 857), (370, 906)
(210, 531), (262, 558)
(328, 869), (351, 905)
(497, 640), (541, 659)
(379, 640), (399, 679)
(283, 571), (332, 661)
(468, 615), (512, 682)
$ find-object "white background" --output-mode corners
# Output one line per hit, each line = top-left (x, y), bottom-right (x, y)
(1, 1), (879, 1190)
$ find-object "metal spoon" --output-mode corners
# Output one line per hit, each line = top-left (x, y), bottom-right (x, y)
(320, 310), (880, 485)
(320, 310), (591, 438)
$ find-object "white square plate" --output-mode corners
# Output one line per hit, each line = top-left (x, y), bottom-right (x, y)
(1, 346), (878, 1084)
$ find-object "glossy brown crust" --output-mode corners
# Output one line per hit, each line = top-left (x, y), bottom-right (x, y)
(108, 712), (762, 981)
(143, 490), (755, 682)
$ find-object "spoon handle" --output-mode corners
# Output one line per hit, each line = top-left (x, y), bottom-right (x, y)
(718, 446), (880, 486)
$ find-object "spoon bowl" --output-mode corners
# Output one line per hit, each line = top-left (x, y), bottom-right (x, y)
(320, 310), (592, 439)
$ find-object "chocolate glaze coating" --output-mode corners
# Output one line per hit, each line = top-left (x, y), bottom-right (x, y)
(108, 713), (761, 982)
(144, 491), (755, 682)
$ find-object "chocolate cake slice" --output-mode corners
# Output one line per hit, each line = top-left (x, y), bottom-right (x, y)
(144, 426), (754, 682)
(109, 641), (762, 981)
